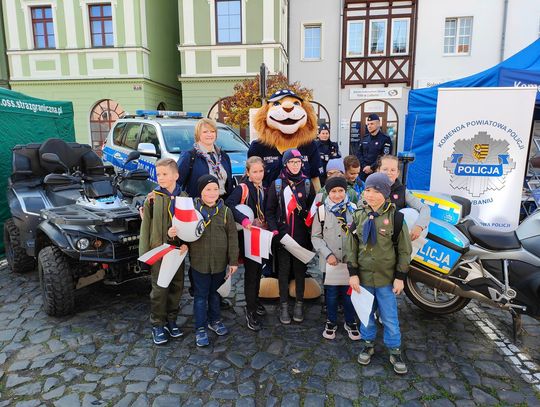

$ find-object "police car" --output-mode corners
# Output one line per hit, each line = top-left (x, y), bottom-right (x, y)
(102, 110), (249, 188)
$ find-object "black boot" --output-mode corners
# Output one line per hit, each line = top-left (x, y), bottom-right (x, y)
(293, 301), (304, 323)
(245, 307), (262, 331)
(279, 302), (291, 324)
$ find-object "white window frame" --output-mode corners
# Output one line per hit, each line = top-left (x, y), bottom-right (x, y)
(443, 16), (473, 55)
(301, 22), (322, 61)
(346, 20), (365, 57)
(20, 0), (58, 50)
(390, 18), (410, 56)
(80, 0), (118, 49)
(368, 19), (387, 57)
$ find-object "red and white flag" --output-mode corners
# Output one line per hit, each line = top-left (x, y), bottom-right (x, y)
(138, 243), (176, 265)
(305, 198), (322, 227)
(172, 197), (204, 242)
(243, 226), (273, 264)
(174, 196), (198, 222)
(283, 186), (297, 224)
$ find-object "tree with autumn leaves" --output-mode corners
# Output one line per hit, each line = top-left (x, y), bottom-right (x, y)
(220, 72), (313, 128)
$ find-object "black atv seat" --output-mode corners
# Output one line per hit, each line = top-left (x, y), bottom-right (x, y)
(11, 139), (106, 183)
(468, 224), (521, 251)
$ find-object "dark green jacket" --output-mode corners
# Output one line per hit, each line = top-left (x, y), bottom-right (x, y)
(188, 202), (239, 274)
(345, 201), (412, 287)
(139, 191), (182, 255)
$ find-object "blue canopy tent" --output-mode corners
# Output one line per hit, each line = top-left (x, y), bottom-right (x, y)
(404, 39), (540, 190)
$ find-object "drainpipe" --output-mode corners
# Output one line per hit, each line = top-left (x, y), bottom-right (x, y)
(0, 1), (11, 89)
(286, 0), (290, 77)
(500, 0), (509, 61)
(337, 0), (344, 152)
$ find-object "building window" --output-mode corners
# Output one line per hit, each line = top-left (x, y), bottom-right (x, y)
(216, 0), (241, 44)
(391, 19), (409, 55)
(444, 17), (472, 54)
(347, 21), (364, 57)
(303, 24), (321, 60)
(90, 99), (124, 152)
(369, 19), (387, 56)
(31, 6), (55, 49)
(89, 3), (113, 47)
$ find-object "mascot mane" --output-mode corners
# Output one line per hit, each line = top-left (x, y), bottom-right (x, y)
(254, 100), (318, 153)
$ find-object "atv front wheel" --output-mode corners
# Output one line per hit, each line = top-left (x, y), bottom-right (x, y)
(3, 218), (35, 273)
(38, 246), (75, 316)
(404, 274), (470, 315)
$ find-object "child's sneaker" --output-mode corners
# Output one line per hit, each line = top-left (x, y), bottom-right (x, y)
(279, 303), (291, 324)
(344, 322), (361, 341)
(322, 321), (337, 340)
(164, 321), (183, 338)
(293, 301), (304, 322)
(256, 302), (267, 316)
(195, 327), (209, 347)
(208, 320), (229, 336)
(245, 308), (262, 331)
(151, 326), (168, 345)
(389, 348), (408, 374)
(357, 340), (375, 365)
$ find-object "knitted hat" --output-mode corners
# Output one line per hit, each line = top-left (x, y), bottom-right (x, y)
(325, 176), (348, 193)
(364, 173), (392, 198)
(197, 174), (219, 196)
(282, 148), (303, 165)
(326, 158), (345, 174)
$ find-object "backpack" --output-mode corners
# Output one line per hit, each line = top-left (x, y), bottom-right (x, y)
(239, 183), (249, 205)
(184, 148), (197, 185)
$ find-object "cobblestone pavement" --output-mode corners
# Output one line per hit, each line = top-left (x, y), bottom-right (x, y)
(1, 260), (539, 407)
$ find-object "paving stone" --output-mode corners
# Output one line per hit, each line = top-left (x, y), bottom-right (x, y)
(126, 382), (149, 393)
(363, 379), (380, 398)
(132, 395), (150, 407)
(169, 383), (190, 394)
(147, 380), (168, 394)
(474, 360), (511, 378)
(210, 389), (239, 400)
(333, 396), (354, 407)
(498, 390), (525, 404)
(428, 400), (454, 407)
(235, 398), (255, 407)
(209, 358), (231, 372)
(102, 376), (123, 386)
(28, 329), (52, 344)
(337, 363), (358, 381)
(42, 385), (66, 401)
(54, 393), (81, 407)
(238, 381), (256, 396)
(14, 401), (41, 407)
(125, 366), (157, 382)
(84, 373), (102, 382)
(312, 360), (332, 377)
(326, 381), (359, 400)
(114, 394), (135, 407)
(43, 377), (59, 392)
(0, 329), (17, 341)
(152, 395), (181, 407)
(6, 374), (32, 388)
(94, 353), (114, 367)
(471, 387), (499, 405)
(217, 368), (236, 385)
(304, 393), (326, 407)
(184, 397), (203, 407)
(195, 378), (214, 392)
(100, 386), (122, 400)
(226, 352), (247, 368)
(8, 360), (30, 372)
(250, 351), (276, 369)
(12, 382), (42, 396)
(61, 367), (84, 382)
(281, 393), (300, 407)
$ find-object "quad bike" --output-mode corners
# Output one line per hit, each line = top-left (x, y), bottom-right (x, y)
(4, 138), (150, 316)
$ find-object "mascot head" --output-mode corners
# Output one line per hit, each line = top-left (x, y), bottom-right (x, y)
(254, 89), (318, 153)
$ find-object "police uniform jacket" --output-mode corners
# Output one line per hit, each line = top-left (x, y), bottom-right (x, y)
(315, 139), (341, 173)
(345, 201), (412, 287)
(357, 130), (392, 171)
(248, 140), (323, 188)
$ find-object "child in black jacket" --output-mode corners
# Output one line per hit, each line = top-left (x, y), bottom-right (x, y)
(225, 156), (267, 331)
(266, 149), (316, 325)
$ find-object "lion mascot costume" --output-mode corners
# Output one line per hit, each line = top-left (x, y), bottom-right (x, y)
(248, 89), (323, 300)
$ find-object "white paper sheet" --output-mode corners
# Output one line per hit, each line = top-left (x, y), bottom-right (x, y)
(217, 275), (232, 297)
(280, 234), (316, 264)
(157, 249), (187, 288)
(350, 286), (375, 327)
(324, 262), (350, 286)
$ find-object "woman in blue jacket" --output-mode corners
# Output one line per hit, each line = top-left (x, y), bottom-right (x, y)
(177, 118), (234, 199)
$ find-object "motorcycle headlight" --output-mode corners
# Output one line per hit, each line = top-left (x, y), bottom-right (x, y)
(76, 238), (90, 250)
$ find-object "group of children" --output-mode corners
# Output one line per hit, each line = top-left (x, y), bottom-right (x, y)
(139, 139), (428, 374)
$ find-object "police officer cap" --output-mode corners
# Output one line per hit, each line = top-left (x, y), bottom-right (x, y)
(367, 113), (380, 122)
(364, 173), (392, 198)
(318, 124), (329, 132)
(267, 89), (303, 103)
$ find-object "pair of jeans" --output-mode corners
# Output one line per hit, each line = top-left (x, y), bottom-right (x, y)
(244, 257), (262, 314)
(360, 285), (401, 348)
(276, 245), (306, 303)
(191, 267), (226, 329)
(325, 285), (355, 325)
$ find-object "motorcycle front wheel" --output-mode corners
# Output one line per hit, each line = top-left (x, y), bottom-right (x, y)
(404, 275), (470, 315)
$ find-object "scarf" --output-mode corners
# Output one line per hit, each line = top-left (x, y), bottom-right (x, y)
(362, 210), (380, 247)
(155, 184), (183, 219)
(325, 196), (354, 234)
(194, 197), (224, 227)
(193, 143), (224, 181)
(252, 183), (266, 221)
(280, 167), (308, 211)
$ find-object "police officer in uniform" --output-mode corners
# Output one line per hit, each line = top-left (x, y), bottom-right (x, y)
(357, 113), (392, 181)
(315, 124), (341, 185)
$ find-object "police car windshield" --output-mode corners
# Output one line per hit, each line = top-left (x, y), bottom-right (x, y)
(161, 124), (248, 154)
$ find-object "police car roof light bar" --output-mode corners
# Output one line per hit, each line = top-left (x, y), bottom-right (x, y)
(134, 109), (202, 119)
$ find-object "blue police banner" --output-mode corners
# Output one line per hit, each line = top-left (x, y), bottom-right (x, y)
(499, 68), (540, 102)
(430, 87), (537, 231)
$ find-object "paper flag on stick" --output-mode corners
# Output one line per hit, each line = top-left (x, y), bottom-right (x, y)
(138, 243), (176, 265)
(280, 234), (316, 264)
(138, 244), (187, 288)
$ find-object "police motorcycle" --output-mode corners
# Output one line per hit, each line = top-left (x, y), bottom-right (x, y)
(398, 153), (540, 340)
(4, 138), (150, 316)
